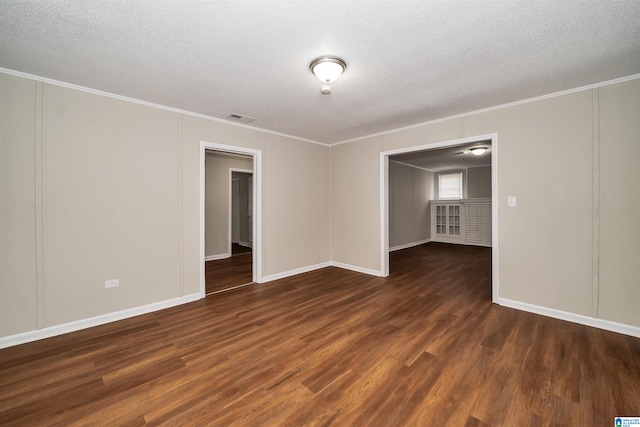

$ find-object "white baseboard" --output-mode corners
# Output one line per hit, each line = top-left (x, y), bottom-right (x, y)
(498, 298), (640, 338)
(259, 262), (331, 283)
(260, 260), (384, 283)
(13, 268), (636, 350)
(205, 253), (230, 261)
(238, 242), (252, 248)
(0, 293), (201, 349)
(389, 239), (431, 252)
(329, 261), (385, 277)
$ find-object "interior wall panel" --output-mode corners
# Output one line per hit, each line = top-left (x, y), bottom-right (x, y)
(598, 80), (640, 327)
(262, 134), (331, 276)
(463, 91), (594, 316)
(0, 75), (38, 335)
(41, 84), (182, 326)
(330, 137), (382, 271)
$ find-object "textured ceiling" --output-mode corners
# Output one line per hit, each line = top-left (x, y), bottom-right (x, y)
(392, 141), (492, 172)
(1, 1), (639, 145)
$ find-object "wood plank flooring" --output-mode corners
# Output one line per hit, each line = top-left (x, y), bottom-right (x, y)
(1, 242), (639, 426)
(205, 244), (252, 294)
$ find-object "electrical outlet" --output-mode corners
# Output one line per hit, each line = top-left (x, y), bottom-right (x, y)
(105, 279), (119, 288)
(507, 196), (517, 207)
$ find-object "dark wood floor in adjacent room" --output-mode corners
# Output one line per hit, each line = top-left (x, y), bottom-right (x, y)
(1, 243), (639, 426)
(205, 244), (253, 295)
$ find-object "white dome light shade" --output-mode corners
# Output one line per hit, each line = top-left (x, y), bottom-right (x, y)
(470, 147), (487, 156)
(310, 57), (346, 84)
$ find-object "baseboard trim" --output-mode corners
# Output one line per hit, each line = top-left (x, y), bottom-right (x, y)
(390, 239), (431, 252)
(260, 260), (385, 282)
(0, 293), (201, 349)
(329, 261), (385, 277)
(205, 253), (230, 261)
(16, 269), (637, 350)
(498, 298), (640, 338)
(259, 262), (332, 283)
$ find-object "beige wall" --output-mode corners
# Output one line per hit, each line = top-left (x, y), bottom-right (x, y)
(389, 161), (432, 248)
(466, 165), (491, 199)
(1, 70), (637, 341)
(262, 133), (330, 275)
(598, 80), (640, 327)
(179, 115), (266, 296)
(204, 152), (253, 257)
(0, 73), (331, 338)
(465, 91), (594, 316)
(0, 75), (38, 336)
(180, 117), (331, 285)
(43, 84), (182, 327)
(0, 79), (185, 330)
(330, 137), (382, 271)
(331, 79), (640, 328)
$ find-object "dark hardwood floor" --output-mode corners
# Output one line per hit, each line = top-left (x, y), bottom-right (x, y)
(1, 243), (639, 426)
(205, 244), (252, 295)
(231, 243), (252, 256)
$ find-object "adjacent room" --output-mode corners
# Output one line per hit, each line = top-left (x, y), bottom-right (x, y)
(204, 150), (255, 294)
(1, 1), (639, 425)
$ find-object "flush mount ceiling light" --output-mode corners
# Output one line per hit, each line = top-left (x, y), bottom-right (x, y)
(310, 56), (346, 95)
(470, 147), (487, 156)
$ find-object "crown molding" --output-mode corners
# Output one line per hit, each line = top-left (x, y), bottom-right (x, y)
(0, 67), (330, 147)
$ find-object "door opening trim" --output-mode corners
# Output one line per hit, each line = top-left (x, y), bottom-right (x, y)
(200, 141), (263, 298)
(379, 133), (499, 303)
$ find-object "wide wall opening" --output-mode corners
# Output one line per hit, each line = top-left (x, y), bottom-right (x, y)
(380, 134), (498, 302)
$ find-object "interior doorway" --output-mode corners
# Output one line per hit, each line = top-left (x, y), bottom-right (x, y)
(380, 133), (499, 302)
(204, 156), (254, 295)
(200, 141), (262, 298)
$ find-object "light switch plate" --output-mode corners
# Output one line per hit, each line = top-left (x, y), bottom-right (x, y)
(507, 196), (517, 207)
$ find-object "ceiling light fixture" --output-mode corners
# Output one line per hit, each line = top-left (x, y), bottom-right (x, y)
(470, 147), (487, 156)
(310, 56), (346, 95)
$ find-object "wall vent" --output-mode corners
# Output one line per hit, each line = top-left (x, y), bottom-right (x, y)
(226, 113), (255, 123)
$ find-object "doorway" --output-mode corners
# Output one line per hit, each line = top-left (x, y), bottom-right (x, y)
(200, 141), (262, 298)
(380, 133), (499, 302)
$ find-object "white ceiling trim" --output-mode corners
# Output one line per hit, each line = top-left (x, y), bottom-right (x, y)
(389, 159), (436, 173)
(0, 67), (330, 147)
(1, 2), (637, 143)
(3, 66), (638, 148)
(333, 73), (640, 147)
